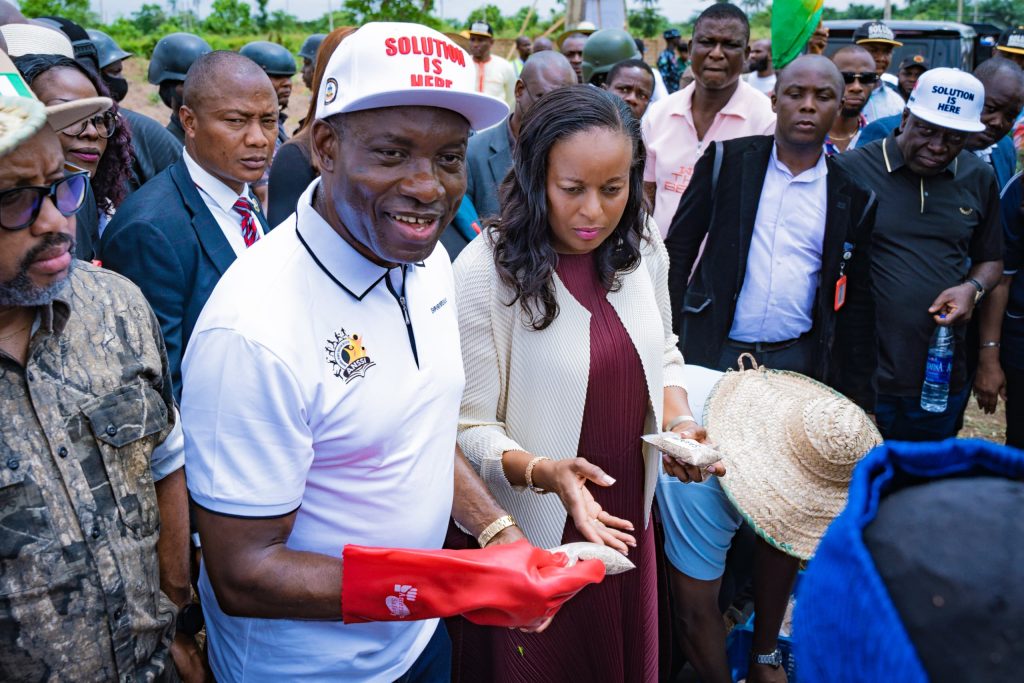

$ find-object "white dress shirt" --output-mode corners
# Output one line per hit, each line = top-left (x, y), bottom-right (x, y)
(182, 150), (263, 257)
(730, 144), (828, 343)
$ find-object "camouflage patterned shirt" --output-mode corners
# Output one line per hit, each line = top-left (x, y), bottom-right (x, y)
(0, 263), (180, 683)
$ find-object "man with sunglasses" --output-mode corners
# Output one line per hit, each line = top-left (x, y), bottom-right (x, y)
(826, 45), (879, 155)
(852, 20), (906, 124)
(835, 68), (1003, 440)
(0, 52), (203, 681)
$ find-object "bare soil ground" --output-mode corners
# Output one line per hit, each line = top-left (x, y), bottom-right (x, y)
(120, 57), (313, 130)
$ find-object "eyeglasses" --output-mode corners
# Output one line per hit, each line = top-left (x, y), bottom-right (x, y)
(60, 110), (119, 139)
(841, 72), (879, 85)
(0, 171), (89, 231)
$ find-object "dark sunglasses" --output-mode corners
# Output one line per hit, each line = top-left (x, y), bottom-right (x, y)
(60, 110), (119, 139)
(0, 170), (89, 231)
(841, 71), (879, 85)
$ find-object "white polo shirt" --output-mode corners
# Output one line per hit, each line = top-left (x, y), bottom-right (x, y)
(181, 180), (464, 682)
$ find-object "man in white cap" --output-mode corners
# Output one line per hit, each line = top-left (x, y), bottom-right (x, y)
(467, 20), (515, 108)
(836, 68), (1003, 440)
(0, 51), (203, 681)
(180, 23), (605, 682)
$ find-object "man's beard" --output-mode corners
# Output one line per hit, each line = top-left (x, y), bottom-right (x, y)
(750, 57), (769, 72)
(0, 234), (75, 307)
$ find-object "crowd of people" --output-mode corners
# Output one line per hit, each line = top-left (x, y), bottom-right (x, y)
(1, 1), (1023, 682)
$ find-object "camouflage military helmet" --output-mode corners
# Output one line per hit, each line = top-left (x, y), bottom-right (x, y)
(87, 29), (132, 69)
(582, 28), (641, 84)
(147, 32), (212, 85)
(299, 33), (326, 61)
(240, 40), (297, 77)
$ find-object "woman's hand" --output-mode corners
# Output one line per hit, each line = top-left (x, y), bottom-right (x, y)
(663, 421), (726, 483)
(531, 458), (637, 554)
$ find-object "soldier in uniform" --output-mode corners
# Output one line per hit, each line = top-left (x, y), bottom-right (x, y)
(298, 33), (326, 91)
(0, 51), (202, 682)
(147, 33), (213, 145)
(87, 28), (181, 190)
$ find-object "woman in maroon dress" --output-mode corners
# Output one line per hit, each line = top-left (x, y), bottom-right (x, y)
(453, 85), (719, 682)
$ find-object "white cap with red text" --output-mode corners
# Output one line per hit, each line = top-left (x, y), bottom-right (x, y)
(315, 22), (509, 131)
(906, 67), (986, 133)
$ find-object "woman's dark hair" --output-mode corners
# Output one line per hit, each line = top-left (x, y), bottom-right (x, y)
(14, 53), (135, 212)
(491, 84), (647, 330)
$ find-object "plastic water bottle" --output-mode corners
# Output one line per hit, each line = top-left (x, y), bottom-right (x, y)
(921, 323), (954, 413)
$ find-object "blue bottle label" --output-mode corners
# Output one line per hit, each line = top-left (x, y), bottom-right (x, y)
(925, 356), (952, 384)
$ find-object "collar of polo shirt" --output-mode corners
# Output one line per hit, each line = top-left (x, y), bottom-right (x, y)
(295, 179), (423, 300)
(882, 132), (959, 177)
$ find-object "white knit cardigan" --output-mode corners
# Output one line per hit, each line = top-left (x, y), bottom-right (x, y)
(454, 226), (688, 549)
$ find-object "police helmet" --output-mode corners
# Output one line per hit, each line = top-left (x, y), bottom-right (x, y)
(87, 29), (132, 69)
(299, 34), (326, 62)
(147, 33), (212, 85)
(240, 40), (297, 77)
(581, 28), (641, 84)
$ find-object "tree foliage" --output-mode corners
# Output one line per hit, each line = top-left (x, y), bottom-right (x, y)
(203, 0), (254, 35)
(340, 0), (439, 27)
(628, 0), (669, 38)
(18, 0), (95, 24)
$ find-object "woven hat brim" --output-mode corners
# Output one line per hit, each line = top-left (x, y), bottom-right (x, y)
(45, 97), (112, 133)
(0, 95), (47, 157)
(705, 366), (881, 560)
(0, 24), (75, 58)
(996, 45), (1024, 55)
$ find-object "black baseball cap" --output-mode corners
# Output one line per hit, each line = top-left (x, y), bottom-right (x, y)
(853, 20), (904, 46)
(467, 21), (493, 39)
(898, 54), (930, 71)
(997, 25), (1024, 55)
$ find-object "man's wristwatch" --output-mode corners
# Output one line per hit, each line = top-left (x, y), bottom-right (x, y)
(752, 648), (784, 668)
(176, 603), (205, 637)
(966, 277), (985, 305)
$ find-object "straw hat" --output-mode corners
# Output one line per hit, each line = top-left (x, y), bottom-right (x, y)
(557, 21), (597, 47)
(0, 23), (75, 58)
(0, 42), (111, 139)
(705, 354), (882, 560)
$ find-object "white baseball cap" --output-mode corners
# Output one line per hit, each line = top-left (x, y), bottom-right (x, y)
(315, 22), (509, 131)
(0, 48), (112, 141)
(906, 67), (985, 133)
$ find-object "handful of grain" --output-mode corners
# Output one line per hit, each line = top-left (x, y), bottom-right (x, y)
(549, 542), (635, 575)
(642, 432), (721, 468)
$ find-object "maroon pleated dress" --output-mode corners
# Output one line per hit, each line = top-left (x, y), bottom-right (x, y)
(481, 251), (658, 682)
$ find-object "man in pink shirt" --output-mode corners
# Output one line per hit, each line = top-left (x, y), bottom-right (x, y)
(642, 3), (775, 236)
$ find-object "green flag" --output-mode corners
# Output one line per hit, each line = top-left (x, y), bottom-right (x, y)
(772, 0), (825, 70)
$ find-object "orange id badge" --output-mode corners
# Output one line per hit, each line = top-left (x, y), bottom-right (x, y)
(834, 275), (848, 311)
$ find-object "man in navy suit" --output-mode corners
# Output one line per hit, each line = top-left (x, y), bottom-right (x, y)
(464, 50), (576, 224)
(101, 51), (279, 399)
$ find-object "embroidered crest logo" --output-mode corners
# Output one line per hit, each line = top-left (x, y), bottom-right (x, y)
(324, 77), (338, 105)
(326, 329), (375, 382)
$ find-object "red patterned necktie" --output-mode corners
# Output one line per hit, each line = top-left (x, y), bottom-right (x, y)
(232, 197), (260, 247)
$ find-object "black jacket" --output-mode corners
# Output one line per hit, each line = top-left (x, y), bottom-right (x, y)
(664, 135), (877, 407)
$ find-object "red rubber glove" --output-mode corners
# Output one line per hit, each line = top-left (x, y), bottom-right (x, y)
(342, 540), (605, 628)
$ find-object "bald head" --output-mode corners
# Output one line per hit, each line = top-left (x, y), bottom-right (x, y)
(183, 50), (275, 113)
(776, 54), (844, 96)
(532, 36), (553, 52)
(832, 44), (874, 65)
(179, 50), (279, 192)
(521, 49), (576, 85)
(969, 56), (1024, 150)
(512, 51), (577, 136)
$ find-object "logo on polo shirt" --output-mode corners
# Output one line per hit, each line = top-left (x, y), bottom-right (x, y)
(326, 328), (375, 382)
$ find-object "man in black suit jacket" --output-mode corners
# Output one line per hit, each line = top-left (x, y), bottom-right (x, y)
(465, 50), (576, 223)
(661, 56), (876, 683)
(100, 51), (279, 399)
